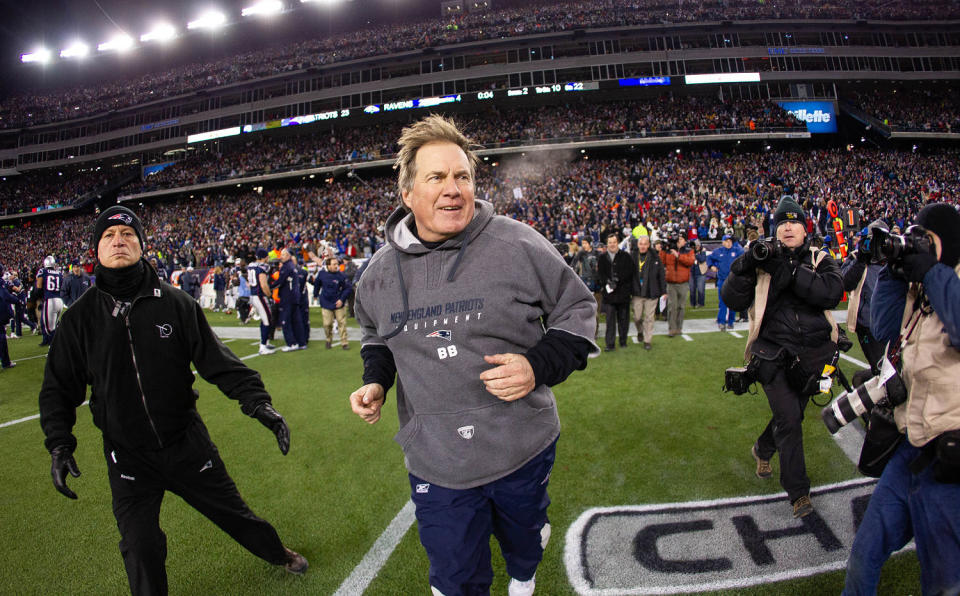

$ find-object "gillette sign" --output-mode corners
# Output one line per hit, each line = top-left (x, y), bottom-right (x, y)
(776, 101), (837, 133)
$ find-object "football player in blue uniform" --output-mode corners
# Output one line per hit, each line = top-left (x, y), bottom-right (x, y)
(36, 255), (63, 347)
(247, 249), (277, 355)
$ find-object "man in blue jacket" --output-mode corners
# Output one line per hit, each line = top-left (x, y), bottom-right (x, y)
(271, 247), (307, 351)
(313, 256), (352, 350)
(708, 234), (744, 331)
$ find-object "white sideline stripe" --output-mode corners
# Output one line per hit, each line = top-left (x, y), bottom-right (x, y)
(840, 353), (870, 369)
(681, 334), (693, 342)
(12, 353), (48, 363)
(334, 500), (417, 596)
(1, 400), (89, 429)
(221, 338), (235, 344)
(728, 331), (743, 338)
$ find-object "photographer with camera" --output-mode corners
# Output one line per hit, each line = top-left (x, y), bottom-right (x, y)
(598, 233), (635, 351)
(659, 228), (696, 337)
(843, 203), (960, 596)
(722, 196), (844, 518)
(841, 220), (889, 375)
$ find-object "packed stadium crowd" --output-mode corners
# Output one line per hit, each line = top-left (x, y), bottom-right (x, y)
(124, 97), (802, 195)
(2, 146), (956, 279)
(849, 85), (960, 132)
(0, 168), (115, 216)
(2, 0), (959, 129)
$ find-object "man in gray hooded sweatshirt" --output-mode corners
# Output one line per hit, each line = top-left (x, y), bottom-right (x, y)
(349, 115), (598, 596)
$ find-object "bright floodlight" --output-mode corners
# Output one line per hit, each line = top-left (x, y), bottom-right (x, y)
(141, 23), (177, 43)
(20, 48), (52, 64)
(187, 10), (227, 30)
(98, 34), (134, 53)
(242, 0), (283, 17)
(60, 42), (90, 59)
(301, 0), (338, 4)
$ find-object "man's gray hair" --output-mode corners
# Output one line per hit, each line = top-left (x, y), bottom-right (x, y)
(394, 114), (479, 197)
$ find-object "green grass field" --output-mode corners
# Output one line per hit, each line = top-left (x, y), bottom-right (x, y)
(0, 291), (922, 595)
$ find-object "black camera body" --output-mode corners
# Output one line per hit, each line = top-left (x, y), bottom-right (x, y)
(664, 229), (681, 252)
(864, 225), (935, 266)
(750, 237), (781, 262)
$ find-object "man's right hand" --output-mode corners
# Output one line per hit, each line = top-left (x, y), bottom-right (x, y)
(731, 252), (757, 275)
(350, 383), (385, 424)
(50, 447), (80, 500)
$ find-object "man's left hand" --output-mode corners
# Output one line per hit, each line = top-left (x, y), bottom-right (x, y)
(253, 403), (290, 455)
(902, 252), (938, 283)
(480, 353), (535, 402)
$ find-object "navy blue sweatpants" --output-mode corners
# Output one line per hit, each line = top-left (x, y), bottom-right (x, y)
(409, 439), (556, 596)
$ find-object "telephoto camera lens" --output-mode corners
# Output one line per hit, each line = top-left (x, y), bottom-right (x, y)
(822, 373), (907, 434)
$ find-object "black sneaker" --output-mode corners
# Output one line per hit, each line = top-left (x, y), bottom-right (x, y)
(283, 547), (308, 575)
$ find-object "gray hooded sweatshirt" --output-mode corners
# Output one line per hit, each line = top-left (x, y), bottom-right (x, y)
(355, 199), (598, 489)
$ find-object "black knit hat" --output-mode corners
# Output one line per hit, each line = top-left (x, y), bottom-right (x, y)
(93, 206), (144, 258)
(774, 195), (806, 227)
(917, 202), (960, 268)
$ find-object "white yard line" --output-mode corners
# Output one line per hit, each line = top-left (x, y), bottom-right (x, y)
(839, 353), (870, 369)
(1, 400), (89, 429)
(333, 500), (417, 596)
(681, 334), (693, 342)
(728, 331), (743, 339)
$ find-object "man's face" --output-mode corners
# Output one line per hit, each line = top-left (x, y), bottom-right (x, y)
(776, 220), (807, 249)
(280, 249), (291, 263)
(327, 259), (340, 272)
(98, 225), (142, 268)
(401, 141), (476, 243)
(677, 236), (686, 249)
(637, 236), (650, 253)
(606, 236), (619, 254)
(723, 238), (733, 249)
(581, 239), (592, 252)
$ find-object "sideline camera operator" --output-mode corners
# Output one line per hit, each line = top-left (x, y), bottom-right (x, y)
(722, 196), (843, 519)
(843, 203), (960, 595)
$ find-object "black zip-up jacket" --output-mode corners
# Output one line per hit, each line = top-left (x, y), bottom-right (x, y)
(629, 249), (666, 299)
(39, 261), (272, 453)
(722, 239), (843, 351)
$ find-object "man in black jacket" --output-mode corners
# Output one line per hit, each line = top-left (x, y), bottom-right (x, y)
(598, 233), (635, 352)
(630, 234), (666, 350)
(722, 197), (843, 518)
(38, 206), (307, 596)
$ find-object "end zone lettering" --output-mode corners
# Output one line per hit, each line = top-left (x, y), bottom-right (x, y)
(563, 478), (913, 595)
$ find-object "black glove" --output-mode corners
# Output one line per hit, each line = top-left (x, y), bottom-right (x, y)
(730, 252), (756, 276)
(254, 403), (290, 455)
(759, 255), (786, 275)
(902, 252), (938, 283)
(51, 446), (81, 500)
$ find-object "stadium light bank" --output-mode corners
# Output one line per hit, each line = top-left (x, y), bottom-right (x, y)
(20, 48), (52, 64)
(242, 0), (284, 17)
(187, 10), (227, 30)
(59, 42), (90, 59)
(98, 34), (134, 53)
(141, 24), (177, 43)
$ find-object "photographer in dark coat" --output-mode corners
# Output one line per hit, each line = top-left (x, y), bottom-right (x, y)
(598, 232), (635, 352)
(38, 206), (307, 595)
(722, 196), (843, 518)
